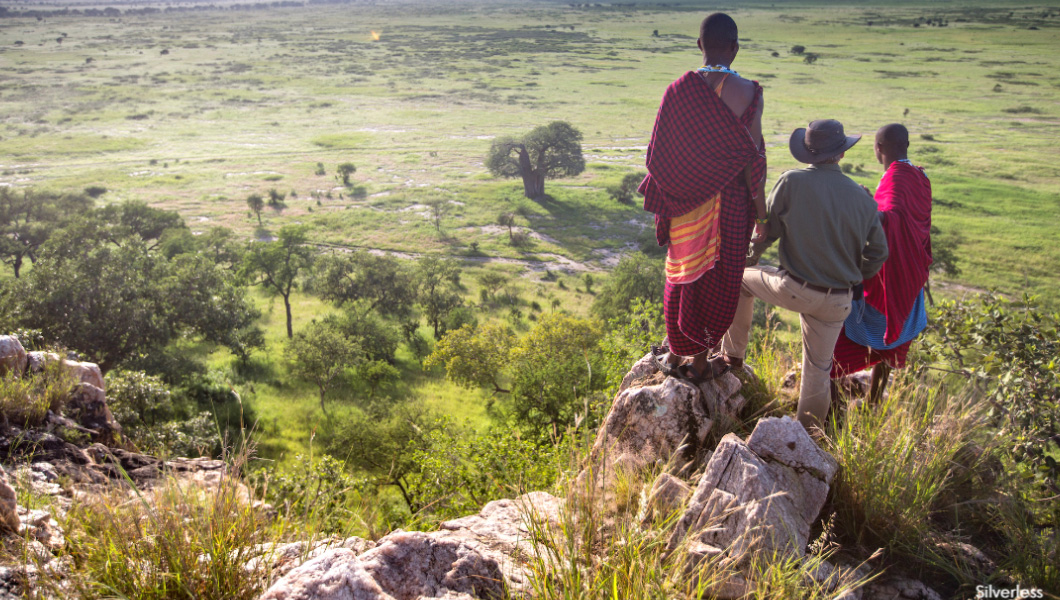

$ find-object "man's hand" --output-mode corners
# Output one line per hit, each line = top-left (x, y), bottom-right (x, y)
(752, 222), (768, 243)
(860, 184), (873, 196)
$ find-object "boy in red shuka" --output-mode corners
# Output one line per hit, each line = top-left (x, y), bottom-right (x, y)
(831, 123), (933, 402)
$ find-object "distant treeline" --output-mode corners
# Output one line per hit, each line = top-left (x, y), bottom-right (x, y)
(0, 1), (376, 20)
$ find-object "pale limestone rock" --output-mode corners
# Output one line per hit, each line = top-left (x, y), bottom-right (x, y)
(244, 537), (376, 579)
(862, 576), (942, 600)
(60, 359), (105, 390)
(259, 493), (562, 600)
(258, 548), (391, 600)
(358, 531), (506, 599)
(669, 417), (837, 567)
(640, 473), (692, 524)
(618, 352), (660, 394)
(0, 469), (19, 533)
(580, 376), (718, 488)
(18, 508), (64, 552)
(0, 336), (27, 377)
(437, 492), (563, 593)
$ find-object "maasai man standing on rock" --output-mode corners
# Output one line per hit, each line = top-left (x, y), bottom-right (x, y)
(831, 124), (933, 402)
(642, 12), (768, 383)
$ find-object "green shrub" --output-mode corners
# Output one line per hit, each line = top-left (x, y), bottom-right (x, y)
(921, 293), (1059, 491)
(0, 360), (76, 427)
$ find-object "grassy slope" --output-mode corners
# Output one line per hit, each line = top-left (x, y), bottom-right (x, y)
(2, 0), (1059, 460)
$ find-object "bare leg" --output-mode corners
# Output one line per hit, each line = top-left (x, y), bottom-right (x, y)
(868, 362), (892, 404)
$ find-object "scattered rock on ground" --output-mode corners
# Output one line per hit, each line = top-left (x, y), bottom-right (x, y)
(259, 492), (563, 600)
(861, 576), (943, 600)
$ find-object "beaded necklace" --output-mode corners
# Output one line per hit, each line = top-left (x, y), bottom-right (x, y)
(895, 158), (913, 166)
(697, 64), (740, 77)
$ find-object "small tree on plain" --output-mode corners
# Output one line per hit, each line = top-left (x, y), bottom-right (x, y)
(285, 319), (361, 413)
(790, 45), (806, 55)
(246, 194), (264, 226)
(426, 198), (450, 235)
(497, 212), (517, 242)
(486, 121), (585, 199)
(803, 53), (819, 65)
(337, 162), (356, 186)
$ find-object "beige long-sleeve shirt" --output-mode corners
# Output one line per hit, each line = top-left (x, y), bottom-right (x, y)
(762, 163), (888, 289)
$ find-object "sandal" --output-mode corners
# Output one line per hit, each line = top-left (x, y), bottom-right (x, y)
(677, 360), (731, 383)
(650, 345), (682, 377)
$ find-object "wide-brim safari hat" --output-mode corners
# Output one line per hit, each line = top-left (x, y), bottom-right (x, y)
(789, 119), (861, 164)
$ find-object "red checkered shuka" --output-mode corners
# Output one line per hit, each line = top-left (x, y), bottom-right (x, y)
(639, 71), (766, 356)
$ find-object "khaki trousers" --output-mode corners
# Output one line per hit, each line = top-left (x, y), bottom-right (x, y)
(720, 266), (852, 430)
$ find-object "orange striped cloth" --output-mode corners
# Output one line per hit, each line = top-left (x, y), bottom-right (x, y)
(664, 194), (722, 284)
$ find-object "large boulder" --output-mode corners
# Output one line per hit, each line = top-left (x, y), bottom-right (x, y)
(0, 468), (19, 533)
(668, 416), (837, 566)
(259, 492), (564, 600)
(0, 336), (27, 377)
(578, 353), (747, 490)
(60, 359), (105, 391)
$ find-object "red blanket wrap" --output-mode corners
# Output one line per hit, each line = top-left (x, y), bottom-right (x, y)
(832, 161), (933, 375)
(639, 71), (766, 355)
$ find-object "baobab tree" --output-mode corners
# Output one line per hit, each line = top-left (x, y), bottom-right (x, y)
(486, 121), (585, 199)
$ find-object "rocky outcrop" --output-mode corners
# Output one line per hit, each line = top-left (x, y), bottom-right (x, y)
(0, 336), (27, 377)
(668, 416), (838, 567)
(66, 383), (121, 442)
(0, 469), (19, 533)
(259, 492), (563, 600)
(579, 352), (747, 489)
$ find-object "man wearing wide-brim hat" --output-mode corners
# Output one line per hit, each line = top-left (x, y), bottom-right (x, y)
(710, 119), (889, 431)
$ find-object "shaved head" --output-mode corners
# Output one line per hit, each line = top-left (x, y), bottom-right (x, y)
(874, 123), (910, 165)
(700, 13), (738, 50)
(876, 123), (909, 152)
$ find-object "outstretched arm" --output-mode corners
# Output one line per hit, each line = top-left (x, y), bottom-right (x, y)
(743, 94), (768, 240)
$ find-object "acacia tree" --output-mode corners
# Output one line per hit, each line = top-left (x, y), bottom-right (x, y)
(286, 319), (361, 413)
(0, 188), (93, 278)
(337, 163), (357, 186)
(246, 194), (265, 226)
(486, 121), (586, 199)
(311, 251), (417, 321)
(242, 225), (314, 338)
(416, 256), (463, 339)
(496, 212), (517, 243)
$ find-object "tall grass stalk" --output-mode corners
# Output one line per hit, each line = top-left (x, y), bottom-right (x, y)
(828, 376), (988, 556)
(43, 448), (279, 600)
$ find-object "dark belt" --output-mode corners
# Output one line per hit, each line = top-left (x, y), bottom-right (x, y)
(782, 270), (851, 295)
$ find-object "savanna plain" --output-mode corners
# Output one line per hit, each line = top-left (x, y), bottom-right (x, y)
(0, 0), (1058, 598)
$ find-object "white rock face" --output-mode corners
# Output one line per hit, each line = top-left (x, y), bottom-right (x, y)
(580, 352), (749, 491)
(61, 359), (105, 390)
(25, 351), (60, 374)
(861, 576), (943, 600)
(640, 473), (692, 524)
(668, 416), (838, 566)
(258, 493), (563, 600)
(0, 335), (27, 377)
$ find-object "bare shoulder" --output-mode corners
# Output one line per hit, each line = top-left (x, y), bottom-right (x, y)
(720, 76), (758, 115)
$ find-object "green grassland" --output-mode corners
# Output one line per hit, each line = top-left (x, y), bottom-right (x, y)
(2, 0), (1059, 461)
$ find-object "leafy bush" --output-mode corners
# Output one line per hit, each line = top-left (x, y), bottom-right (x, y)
(607, 172), (645, 205)
(790, 44), (805, 55)
(921, 293), (1059, 492)
(107, 370), (218, 457)
(252, 453), (372, 535)
(598, 299), (664, 392)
